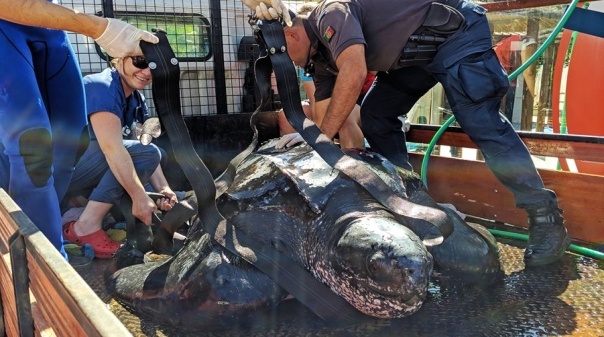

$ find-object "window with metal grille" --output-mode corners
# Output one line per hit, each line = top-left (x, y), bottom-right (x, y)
(95, 11), (212, 61)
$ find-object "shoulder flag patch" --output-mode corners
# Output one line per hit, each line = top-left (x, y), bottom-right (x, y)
(323, 26), (336, 42)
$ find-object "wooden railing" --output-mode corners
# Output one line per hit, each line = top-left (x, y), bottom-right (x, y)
(0, 189), (131, 337)
(480, 0), (572, 12)
(407, 125), (604, 245)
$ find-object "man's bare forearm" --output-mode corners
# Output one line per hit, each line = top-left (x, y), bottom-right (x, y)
(0, 0), (107, 39)
(321, 45), (366, 138)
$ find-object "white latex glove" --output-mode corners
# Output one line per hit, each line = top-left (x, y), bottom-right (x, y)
(276, 133), (304, 149)
(95, 18), (159, 58)
(241, 0), (292, 26)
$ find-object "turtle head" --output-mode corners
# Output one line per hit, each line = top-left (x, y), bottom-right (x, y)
(314, 215), (433, 318)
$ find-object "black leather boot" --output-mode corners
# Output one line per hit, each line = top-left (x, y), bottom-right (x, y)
(524, 207), (571, 267)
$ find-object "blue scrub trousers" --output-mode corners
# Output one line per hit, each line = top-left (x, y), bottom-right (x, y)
(0, 21), (88, 258)
(64, 140), (162, 206)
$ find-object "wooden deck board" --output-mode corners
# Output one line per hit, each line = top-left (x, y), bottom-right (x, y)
(407, 126), (604, 245)
(407, 126), (604, 162)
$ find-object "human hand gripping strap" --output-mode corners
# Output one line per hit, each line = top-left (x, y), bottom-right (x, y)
(241, 0), (292, 26)
(139, 30), (366, 325)
(255, 21), (454, 246)
(95, 18), (159, 57)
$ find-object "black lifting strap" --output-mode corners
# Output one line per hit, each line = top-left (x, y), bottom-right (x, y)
(140, 31), (366, 325)
(255, 21), (454, 245)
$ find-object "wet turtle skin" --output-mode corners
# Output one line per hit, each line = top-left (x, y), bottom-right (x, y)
(105, 140), (500, 330)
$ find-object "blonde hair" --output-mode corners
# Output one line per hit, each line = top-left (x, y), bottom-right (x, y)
(109, 57), (120, 69)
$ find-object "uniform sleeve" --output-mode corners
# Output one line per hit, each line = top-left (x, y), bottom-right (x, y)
(315, 3), (365, 62)
(83, 77), (123, 119)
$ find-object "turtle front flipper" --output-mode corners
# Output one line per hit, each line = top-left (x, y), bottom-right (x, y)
(106, 230), (288, 330)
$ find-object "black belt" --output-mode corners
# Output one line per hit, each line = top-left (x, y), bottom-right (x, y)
(399, 0), (465, 67)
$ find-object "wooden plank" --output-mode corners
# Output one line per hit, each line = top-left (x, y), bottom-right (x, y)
(480, 0), (571, 12)
(26, 251), (100, 337)
(1, 194), (57, 337)
(0, 257), (19, 337)
(0, 189), (132, 337)
(407, 126), (604, 162)
(410, 154), (604, 245)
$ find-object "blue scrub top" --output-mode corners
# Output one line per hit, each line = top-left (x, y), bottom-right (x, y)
(83, 68), (149, 140)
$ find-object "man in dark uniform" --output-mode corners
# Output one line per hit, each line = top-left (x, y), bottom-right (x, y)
(243, 0), (570, 267)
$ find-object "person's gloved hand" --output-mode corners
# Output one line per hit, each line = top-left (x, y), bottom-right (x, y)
(241, 0), (292, 26)
(95, 18), (159, 58)
(276, 133), (304, 149)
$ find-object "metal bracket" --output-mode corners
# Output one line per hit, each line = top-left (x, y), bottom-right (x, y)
(9, 231), (33, 337)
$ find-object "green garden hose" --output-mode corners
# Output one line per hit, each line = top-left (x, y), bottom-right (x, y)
(490, 229), (604, 260)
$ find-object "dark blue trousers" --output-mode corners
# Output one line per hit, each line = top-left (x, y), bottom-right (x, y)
(65, 140), (162, 206)
(361, 1), (557, 210)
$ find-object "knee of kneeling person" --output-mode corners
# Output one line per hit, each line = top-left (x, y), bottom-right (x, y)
(277, 108), (297, 136)
(157, 146), (169, 168)
(19, 128), (53, 187)
(339, 119), (357, 135)
(130, 142), (162, 170)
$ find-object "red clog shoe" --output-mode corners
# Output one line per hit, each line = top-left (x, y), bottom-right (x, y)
(63, 221), (122, 259)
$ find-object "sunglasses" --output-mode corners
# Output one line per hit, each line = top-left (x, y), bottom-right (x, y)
(129, 56), (149, 69)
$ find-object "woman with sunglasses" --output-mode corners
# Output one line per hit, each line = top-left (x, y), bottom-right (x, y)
(61, 55), (177, 259)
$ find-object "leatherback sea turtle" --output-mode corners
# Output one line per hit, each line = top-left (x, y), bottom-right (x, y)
(105, 139), (501, 330)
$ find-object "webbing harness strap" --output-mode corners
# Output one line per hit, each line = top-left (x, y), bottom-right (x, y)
(140, 31), (365, 325)
(255, 21), (454, 245)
